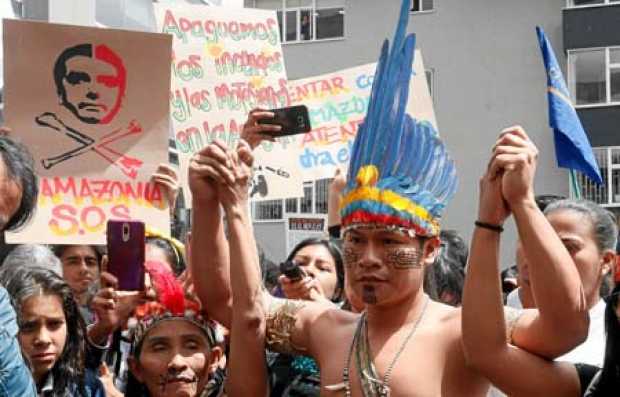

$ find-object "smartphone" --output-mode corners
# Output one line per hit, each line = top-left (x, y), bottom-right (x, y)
(279, 259), (305, 282)
(259, 105), (312, 136)
(106, 220), (145, 291)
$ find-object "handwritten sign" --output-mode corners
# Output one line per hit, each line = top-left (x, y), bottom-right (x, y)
(154, 3), (303, 204)
(3, 19), (172, 244)
(287, 51), (436, 180)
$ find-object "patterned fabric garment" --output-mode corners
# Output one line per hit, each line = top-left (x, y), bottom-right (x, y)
(268, 352), (321, 397)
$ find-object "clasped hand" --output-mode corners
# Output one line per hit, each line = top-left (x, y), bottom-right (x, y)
(478, 126), (538, 226)
(188, 138), (254, 210)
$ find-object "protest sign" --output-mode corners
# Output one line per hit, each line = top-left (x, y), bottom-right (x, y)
(154, 3), (303, 204)
(288, 50), (436, 180)
(3, 19), (172, 244)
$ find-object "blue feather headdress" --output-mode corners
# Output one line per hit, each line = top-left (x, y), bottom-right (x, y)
(340, 0), (458, 237)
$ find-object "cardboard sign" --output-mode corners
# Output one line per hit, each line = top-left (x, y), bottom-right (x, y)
(154, 4), (304, 204)
(287, 51), (436, 180)
(3, 19), (172, 244)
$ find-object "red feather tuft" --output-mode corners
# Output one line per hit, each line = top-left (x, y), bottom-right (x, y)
(145, 260), (185, 315)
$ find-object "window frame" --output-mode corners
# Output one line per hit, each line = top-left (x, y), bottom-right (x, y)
(253, 0), (345, 44)
(574, 146), (620, 207)
(565, 0), (620, 9)
(410, 0), (435, 14)
(568, 46), (620, 109)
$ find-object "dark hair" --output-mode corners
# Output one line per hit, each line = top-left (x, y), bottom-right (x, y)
(0, 136), (38, 231)
(544, 199), (618, 252)
(595, 285), (620, 394)
(53, 44), (92, 99)
(52, 244), (104, 268)
(286, 238), (344, 303)
(535, 194), (565, 212)
(145, 237), (185, 276)
(424, 230), (468, 306)
(501, 265), (518, 281)
(0, 266), (86, 396)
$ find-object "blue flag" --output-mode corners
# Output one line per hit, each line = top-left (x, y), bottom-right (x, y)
(536, 26), (602, 184)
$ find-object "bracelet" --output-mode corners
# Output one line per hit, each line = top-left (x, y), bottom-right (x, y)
(475, 221), (504, 233)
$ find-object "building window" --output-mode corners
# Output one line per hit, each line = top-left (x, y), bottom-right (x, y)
(411, 0), (434, 12)
(567, 0), (620, 8)
(575, 147), (620, 207)
(254, 0), (344, 43)
(285, 197), (298, 213)
(568, 47), (620, 107)
(254, 199), (283, 220)
(314, 178), (331, 214)
(300, 182), (313, 213)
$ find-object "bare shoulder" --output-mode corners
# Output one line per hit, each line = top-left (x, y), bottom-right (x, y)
(427, 300), (462, 329)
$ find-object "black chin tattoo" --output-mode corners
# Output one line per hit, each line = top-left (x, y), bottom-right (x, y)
(362, 285), (378, 304)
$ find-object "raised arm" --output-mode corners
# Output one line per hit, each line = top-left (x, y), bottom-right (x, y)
(189, 110), (283, 327)
(188, 142), (233, 327)
(461, 126), (585, 396)
(211, 140), (268, 396)
(496, 127), (588, 357)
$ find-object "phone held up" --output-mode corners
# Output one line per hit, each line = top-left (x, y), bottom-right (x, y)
(106, 220), (145, 291)
(279, 259), (305, 282)
(258, 105), (312, 136)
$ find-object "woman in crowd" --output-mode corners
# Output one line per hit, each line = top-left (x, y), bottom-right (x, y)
(0, 266), (105, 396)
(145, 229), (187, 277)
(276, 238), (344, 304)
(462, 140), (619, 395)
(125, 260), (223, 397)
(52, 244), (103, 324)
(423, 229), (468, 306)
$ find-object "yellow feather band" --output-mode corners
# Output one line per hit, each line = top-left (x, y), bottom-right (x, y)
(340, 186), (435, 226)
(341, 165), (435, 226)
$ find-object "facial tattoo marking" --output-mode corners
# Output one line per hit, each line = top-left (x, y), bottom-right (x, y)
(385, 247), (422, 269)
(343, 247), (362, 269)
(362, 285), (378, 304)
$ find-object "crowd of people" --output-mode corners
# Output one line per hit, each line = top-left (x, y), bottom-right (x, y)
(0, 1), (619, 397)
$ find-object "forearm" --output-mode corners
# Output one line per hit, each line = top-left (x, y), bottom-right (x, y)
(225, 202), (268, 396)
(462, 227), (508, 368)
(191, 199), (233, 327)
(327, 189), (341, 228)
(512, 200), (588, 343)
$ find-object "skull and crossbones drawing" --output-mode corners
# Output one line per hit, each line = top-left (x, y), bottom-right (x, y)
(35, 43), (143, 179)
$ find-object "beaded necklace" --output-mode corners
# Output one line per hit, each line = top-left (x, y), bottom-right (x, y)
(342, 297), (430, 397)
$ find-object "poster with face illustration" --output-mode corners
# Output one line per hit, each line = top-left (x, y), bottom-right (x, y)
(3, 19), (172, 244)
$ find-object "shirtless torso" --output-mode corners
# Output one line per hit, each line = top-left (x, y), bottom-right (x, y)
(269, 292), (489, 397)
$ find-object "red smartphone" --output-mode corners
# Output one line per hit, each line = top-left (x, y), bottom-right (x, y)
(258, 105), (312, 136)
(106, 220), (145, 291)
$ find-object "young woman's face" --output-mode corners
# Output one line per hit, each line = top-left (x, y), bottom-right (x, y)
(18, 294), (68, 383)
(60, 245), (100, 296)
(546, 209), (611, 304)
(131, 320), (218, 397)
(292, 244), (339, 299)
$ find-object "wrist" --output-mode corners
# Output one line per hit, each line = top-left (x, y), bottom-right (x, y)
(192, 197), (219, 210)
(474, 220), (504, 233)
(89, 322), (114, 345)
(224, 202), (249, 219)
(509, 196), (538, 216)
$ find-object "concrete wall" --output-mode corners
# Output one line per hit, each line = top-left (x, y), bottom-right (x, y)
(270, 0), (569, 266)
